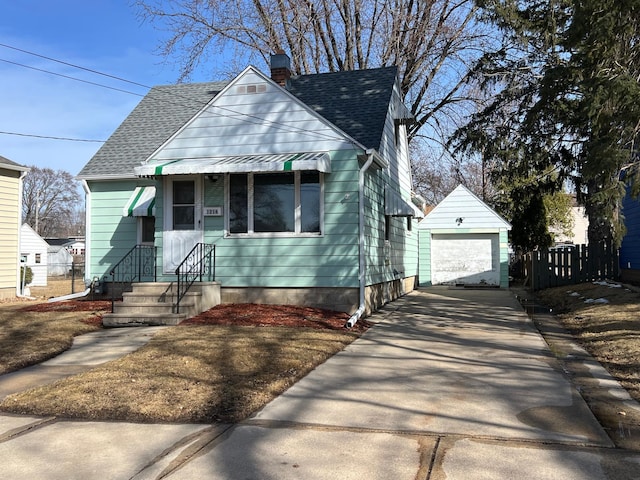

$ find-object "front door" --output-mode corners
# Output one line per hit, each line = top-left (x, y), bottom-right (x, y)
(163, 177), (203, 273)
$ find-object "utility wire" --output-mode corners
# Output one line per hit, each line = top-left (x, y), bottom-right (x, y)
(0, 42), (152, 89)
(0, 130), (105, 142)
(0, 43), (351, 145)
(0, 58), (144, 97)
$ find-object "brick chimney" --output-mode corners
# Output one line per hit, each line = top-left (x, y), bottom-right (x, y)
(270, 50), (291, 88)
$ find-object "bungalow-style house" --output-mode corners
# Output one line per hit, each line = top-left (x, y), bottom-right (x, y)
(19, 223), (48, 286)
(0, 155), (29, 299)
(418, 185), (511, 288)
(77, 53), (421, 326)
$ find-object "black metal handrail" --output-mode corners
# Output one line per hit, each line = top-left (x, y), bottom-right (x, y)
(110, 245), (157, 312)
(175, 243), (215, 314)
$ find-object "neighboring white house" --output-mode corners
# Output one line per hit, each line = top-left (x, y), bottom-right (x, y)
(20, 223), (48, 287)
(551, 197), (589, 245)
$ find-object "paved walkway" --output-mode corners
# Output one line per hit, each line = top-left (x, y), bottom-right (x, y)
(1, 288), (639, 479)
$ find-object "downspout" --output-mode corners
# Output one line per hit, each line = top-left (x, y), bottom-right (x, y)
(346, 150), (376, 328)
(81, 180), (91, 287)
(16, 170), (33, 298)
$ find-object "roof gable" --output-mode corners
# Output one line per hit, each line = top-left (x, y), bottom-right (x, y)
(419, 184), (511, 230)
(146, 66), (358, 163)
(20, 223), (48, 248)
(78, 65), (402, 179)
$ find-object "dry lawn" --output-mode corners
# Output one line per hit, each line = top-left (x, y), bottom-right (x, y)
(0, 302), (104, 375)
(1, 326), (358, 423)
(0, 302), (363, 423)
(536, 281), (640, 403)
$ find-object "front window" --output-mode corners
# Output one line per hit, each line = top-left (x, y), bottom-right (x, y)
(228, 172), (322, 235)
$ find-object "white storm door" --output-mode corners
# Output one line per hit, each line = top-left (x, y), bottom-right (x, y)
(163, 177), (203, 273)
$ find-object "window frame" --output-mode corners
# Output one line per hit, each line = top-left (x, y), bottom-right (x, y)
(225, 171), (324, 237)
(164, 176), (202, 232)
(138, 216), (156, 245)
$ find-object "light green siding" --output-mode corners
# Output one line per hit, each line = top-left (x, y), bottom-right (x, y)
(418, 229), (432, 286)
(363, 166), (418, 288)
(499, 229), (510, 288)
(88, 150), (420, 292)
(87, 180), (153, 281)
(150, 149), (361, 288)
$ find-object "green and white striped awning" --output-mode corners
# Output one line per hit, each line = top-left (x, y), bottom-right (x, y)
(123, 186), (156, 217)
(134, 152), (331, 177)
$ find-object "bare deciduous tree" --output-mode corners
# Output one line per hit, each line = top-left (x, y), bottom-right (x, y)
(135, 0), (493, 143)
(22, 167), (83, 238)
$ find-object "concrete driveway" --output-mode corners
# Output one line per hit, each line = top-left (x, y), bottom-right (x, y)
(1, 288), (639, 479)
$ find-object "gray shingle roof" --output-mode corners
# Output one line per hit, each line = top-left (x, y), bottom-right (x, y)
(77, 66), (399, 179)
(0, 155), (28, 171)
(77, 82), (228, 179)
(289, 66), (398, 151)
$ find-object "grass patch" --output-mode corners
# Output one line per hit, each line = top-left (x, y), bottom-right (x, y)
(0, 303), (104, 374)
(536, 281), (640, 403)
(0, 325), (359, 423)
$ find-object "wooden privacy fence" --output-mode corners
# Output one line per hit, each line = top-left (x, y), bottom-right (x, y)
(524, 243), (619, 291)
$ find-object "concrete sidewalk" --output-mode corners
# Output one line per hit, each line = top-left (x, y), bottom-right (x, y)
(1, 288), (640, 479)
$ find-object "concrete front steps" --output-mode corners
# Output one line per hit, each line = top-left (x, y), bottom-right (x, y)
(102, 281), (221, 327)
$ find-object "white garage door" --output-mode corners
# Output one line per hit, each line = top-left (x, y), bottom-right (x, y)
(431, 233), (500, 286)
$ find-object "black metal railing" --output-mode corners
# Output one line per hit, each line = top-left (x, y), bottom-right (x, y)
(175, 243), (215, 314)
(110, 245), (157, 312)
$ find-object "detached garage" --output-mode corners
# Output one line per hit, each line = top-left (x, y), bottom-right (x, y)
(418, 185), (511, 288)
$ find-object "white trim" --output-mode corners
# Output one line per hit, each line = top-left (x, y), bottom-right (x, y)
(164, 176), (203, 232)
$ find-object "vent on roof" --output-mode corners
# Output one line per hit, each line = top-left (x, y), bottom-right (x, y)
(237, 84), (267, 94)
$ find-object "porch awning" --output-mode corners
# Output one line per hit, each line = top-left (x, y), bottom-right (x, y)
(385, 187), (416, 217)
(134, 152), (331, 177)
(123, 186), (156, 217)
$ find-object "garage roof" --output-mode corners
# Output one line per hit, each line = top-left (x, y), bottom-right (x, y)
(418, 184), (511, 230)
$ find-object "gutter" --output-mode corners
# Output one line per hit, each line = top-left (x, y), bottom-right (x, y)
(345, 149), (378, 328)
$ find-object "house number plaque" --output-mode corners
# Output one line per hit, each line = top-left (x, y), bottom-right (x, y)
(204, 206), (223, 216)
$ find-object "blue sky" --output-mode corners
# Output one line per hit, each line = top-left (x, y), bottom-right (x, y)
(0, 1), (221, 175)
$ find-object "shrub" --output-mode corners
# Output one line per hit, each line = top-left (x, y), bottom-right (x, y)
(20, 266), (33, 286)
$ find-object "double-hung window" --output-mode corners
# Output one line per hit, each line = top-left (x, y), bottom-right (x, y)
(228, 172), (322, 235)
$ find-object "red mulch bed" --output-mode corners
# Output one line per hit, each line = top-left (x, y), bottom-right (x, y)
(20, 300), (112, 313)
(18, 300), (111, 327)
(181, 303), (371, 332)
(17, 300), (371, 332)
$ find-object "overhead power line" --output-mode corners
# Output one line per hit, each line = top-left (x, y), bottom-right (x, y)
(0, 58), (144, 97)
(0, 42), (350, 145)
(0, 131), (105, 143)
(0, 42), (152, 89)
